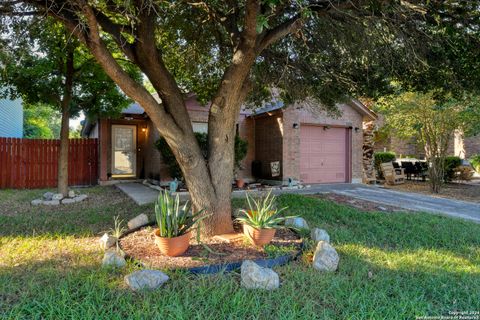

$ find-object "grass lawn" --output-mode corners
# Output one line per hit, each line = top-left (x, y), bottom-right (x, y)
(1, 187), (479, 319)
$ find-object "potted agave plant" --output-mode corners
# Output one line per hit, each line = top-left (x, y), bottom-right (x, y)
(154, 190), (205, 257)
(237, 190), (294, 246)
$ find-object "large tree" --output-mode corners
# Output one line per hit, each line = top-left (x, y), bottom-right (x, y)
(0, 18), (132, 196)
(375, 90), (480, 192)
(2, 0), (479, 236)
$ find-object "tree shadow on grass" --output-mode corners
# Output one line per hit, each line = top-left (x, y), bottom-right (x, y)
(1, 243), (479, 319)
(0, 186), (154, 237)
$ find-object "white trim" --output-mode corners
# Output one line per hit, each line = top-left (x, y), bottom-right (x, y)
(111, 124), (137, 178)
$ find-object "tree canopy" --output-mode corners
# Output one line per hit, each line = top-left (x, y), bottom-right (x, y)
(23, 103), (61, 138)
(1, 0), (479, 235)
(3, 1), (480, 108)
(0, 17), (132, 119)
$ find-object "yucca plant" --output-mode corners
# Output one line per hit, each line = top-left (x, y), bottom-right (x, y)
(155, 190), (205, 238)
(236, 190), (294, 229)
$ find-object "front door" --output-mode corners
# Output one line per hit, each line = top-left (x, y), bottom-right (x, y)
(112, 125), (136, 177)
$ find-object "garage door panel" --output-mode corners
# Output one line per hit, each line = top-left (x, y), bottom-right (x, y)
(309, 157), (324, 169)
(323, 142), (345, 153)
(299, 125), (348, 184)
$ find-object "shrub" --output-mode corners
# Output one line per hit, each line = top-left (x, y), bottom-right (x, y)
(234, 136), (248, 171)
(470, 154), (480, 173)
(443, 156), (462, 182)
(154, 190), (205, 238)
(236, 190), (293, 229)
(455, 166), (474, 181)
(155, 132), (248, 179)
(374, 152), (396, 178)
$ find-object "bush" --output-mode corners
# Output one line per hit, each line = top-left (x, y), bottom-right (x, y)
(455, 166), (474, 181)
(374, 152), (396, 178)
(155, 133), (248, 180)
(470, 154), (480, 173)
(443, 156), (462, 182)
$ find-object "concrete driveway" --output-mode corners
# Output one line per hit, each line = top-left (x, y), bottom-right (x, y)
(116, 182), (480, 223)
(286, 183), (480, 223)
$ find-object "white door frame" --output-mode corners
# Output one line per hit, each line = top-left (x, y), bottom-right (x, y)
(111, 124), (137, 178)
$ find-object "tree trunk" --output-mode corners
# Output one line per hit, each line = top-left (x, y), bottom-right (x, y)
(71, 4), (260, 236)
(57, 46), (74, 196)
(57, 104), (70, 196)
(157, 130), (236, 237)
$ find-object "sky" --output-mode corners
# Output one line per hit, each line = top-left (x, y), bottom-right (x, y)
(69, 111), (85, 129)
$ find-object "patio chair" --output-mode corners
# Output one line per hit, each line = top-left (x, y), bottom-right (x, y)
(414, 162), (428, 181)
(401, 161), (416, 180)
(381, 162), (405, 185)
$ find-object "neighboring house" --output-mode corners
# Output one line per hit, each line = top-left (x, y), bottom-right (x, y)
(82, 94), (376, 185)
(0, 96), (23, 138)
(375, 127), (479, 160)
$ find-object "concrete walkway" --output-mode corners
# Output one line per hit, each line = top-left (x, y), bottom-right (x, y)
(116, 183), (159, 205)
(116, 182), (480, 223)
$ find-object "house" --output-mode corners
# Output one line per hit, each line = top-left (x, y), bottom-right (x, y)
(0, 95), (23, 138)
(375, 125), (480, 160)
(82, 94), (376, 185)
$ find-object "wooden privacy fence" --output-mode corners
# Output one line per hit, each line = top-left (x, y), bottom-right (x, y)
(0, 138), (98, 189)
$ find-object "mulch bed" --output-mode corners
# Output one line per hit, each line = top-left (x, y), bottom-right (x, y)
(119, 223), (302, 270)
(384, 180), (480, 203)
(309, 193), (407, 212)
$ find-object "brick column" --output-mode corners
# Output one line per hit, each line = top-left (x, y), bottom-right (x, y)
(99, 118), (109, 182)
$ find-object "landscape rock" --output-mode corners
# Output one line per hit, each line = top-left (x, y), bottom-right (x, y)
(74, 194), (88, 202)
(68, 190), (76, 198)
(102, 250), (126, 268)
(99, 233), (117, 250)
(127, 214), (149, 230)
(312, 241), (339, 272)
(31, 199), (43, 206)
(124, 270), (169, 291)
(43, 192), (54, 201)
(62, 198), (76, 204)
(43, 200), (60, 206)
(311, 228), (330, 243)
(285, 217), (309, 230)
(240, 260), (279, 290)
(377, 206), (387, 211)
(52, 193), (64, 201)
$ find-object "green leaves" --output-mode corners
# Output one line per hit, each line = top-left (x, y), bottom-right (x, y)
(154, 190), (205, 238)
(0, 17), (134, 118)
(256, 15), (270, 33)
(236, 190), (295, 229)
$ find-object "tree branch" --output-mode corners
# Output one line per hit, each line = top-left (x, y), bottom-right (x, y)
(256, 15), (303, 53)
(78, 1), (182, 138)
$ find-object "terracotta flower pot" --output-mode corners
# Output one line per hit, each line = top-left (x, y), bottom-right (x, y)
(243, 224), (276, 246)
(236, 178), (245, 189)
(154, 229), (191, 257)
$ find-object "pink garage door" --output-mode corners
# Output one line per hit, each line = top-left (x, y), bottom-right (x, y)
(300, 125), (348, 183)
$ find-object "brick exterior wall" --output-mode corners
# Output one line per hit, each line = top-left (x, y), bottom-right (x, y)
(463, 136), (480, 158)
(95, 96), (371, 184)
(281, 103), (365, 183)
(253, 112), (283, 180)
(237, 114), (255, 180)
(144, 119), (166, 181)
(453, 131), (480, 159)
(374, 133), (459, 159)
